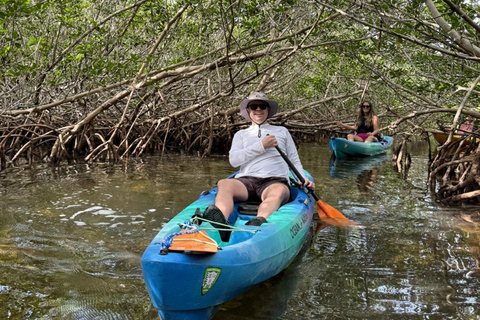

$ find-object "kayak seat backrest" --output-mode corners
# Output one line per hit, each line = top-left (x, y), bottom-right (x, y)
(237, 201), (260, 215)
(237, 186), (300, 216)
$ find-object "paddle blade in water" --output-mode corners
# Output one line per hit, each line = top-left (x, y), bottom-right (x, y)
(169, 230), (218, 253)
(314, 221), (330, 235)
(316, 200), (362, 229)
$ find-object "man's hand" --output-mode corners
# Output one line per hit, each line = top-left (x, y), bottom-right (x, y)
(303, 177), (315, 189)
(262, 135), (278, 149)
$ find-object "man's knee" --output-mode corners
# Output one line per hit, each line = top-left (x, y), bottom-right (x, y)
(217, 179), (229, 188)
(218, 179), (248, 199)
(216, 179), (235, 194)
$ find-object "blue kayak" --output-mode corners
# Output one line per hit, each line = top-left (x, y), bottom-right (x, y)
(329, 136), (393, 159)
(141, 171), (315, 320)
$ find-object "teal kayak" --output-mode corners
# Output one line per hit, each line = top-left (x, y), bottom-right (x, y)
(141, 171), (315, 320)
(329, 136), (393, 159)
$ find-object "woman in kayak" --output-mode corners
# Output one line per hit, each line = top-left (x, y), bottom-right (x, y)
(198, 92), (314, 240)
(337, 101), (380, 143)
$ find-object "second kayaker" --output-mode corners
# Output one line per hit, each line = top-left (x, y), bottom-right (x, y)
(337, 101), (380, 143)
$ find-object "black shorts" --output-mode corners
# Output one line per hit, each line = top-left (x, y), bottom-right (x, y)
(235, 176), (290, 204)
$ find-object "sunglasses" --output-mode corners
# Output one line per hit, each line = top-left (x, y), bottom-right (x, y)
(248, 104), (269, 111)
(362, 105), (371, 108)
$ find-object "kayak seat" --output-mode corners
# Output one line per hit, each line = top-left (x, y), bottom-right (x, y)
(237, 201), (260, 216)
(237, 187), (299, 217)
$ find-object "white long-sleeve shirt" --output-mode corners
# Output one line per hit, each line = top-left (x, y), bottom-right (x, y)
(229, 124), (305, 180)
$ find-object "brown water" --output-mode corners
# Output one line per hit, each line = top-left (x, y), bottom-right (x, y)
(1, 142), (479, 320)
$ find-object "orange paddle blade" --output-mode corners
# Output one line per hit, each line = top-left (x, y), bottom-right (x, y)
(316, 200), (362, 229)
(169, 230), (218, 253)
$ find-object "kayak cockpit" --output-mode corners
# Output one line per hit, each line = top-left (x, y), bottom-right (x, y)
(158, 185), (306, 252)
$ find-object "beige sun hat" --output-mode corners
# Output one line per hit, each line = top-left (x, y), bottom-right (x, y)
(239, 92), (279, 120)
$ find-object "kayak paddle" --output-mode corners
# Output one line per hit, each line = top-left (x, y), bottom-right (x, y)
(274, 145), (361, 228)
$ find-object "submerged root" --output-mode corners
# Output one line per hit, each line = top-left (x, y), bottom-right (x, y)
(429, 135), (480, 205)
(392, 138), (411, 179)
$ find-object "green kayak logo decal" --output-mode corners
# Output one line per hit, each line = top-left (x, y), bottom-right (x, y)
(202, 267), (221, 295)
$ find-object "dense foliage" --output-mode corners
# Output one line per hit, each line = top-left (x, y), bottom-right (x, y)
(0, 0), (479, 165)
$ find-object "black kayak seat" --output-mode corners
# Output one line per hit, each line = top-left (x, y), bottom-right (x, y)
(237, 187), (300, 216)
(234, 179), (301, 216)
(237, 202), (260, 216)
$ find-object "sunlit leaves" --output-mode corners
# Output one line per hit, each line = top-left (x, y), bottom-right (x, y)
(0, 0), (479, 125)
(27, 36), (44, 47)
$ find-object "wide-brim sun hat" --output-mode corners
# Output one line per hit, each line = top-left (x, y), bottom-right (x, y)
(239, 92), (279, 120)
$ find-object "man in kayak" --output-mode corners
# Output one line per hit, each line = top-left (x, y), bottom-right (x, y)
(199, 92), (314, 241)
(337, 101), (380, 143)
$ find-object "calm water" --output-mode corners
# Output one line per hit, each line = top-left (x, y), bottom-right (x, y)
(1, 141), (479, 320)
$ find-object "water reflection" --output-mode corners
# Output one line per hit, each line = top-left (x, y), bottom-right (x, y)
(0, 156), (233, 320)
(328, 154), (389, 192)
(328, 153), (390, 178)
(356, 168), (377, 192)
(0, 145), (479, 319)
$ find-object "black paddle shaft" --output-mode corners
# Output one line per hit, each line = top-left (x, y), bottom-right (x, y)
(273, 145), (320, 202)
